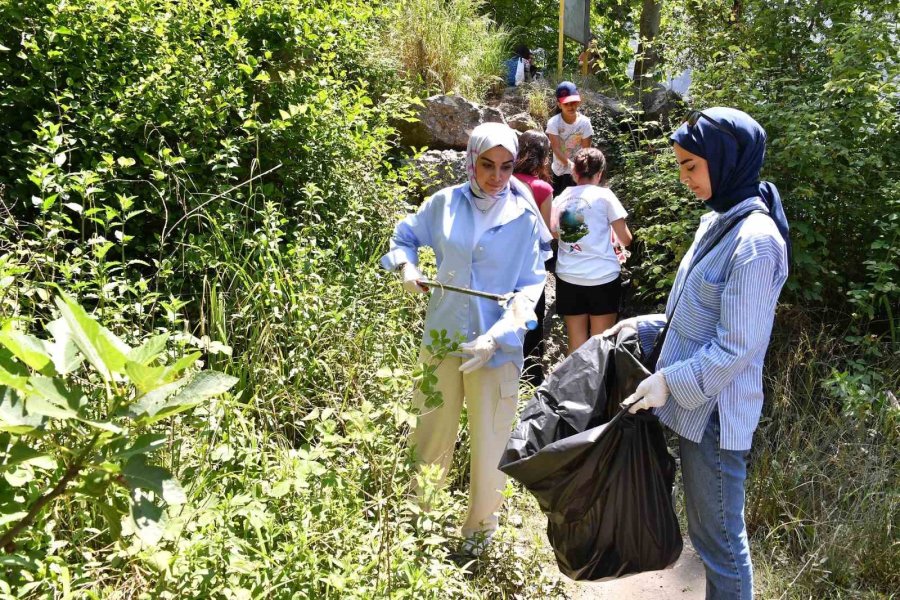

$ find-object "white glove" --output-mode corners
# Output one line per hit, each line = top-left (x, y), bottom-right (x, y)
(622, 371), (669, 414)
(401, 263), (429, 294)
(601, 316), (642, 339)
(458, 334), (498, 374)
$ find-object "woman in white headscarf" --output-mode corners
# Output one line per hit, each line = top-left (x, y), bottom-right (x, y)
(381, 123), (549, 558)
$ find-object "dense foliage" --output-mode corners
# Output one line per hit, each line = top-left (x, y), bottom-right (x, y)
(0, 0), (560, 597)
(0, 0), (897, 598)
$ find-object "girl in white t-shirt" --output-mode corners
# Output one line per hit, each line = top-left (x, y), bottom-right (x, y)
(551, 148), (633, 354)
(545, 81), (594, 197)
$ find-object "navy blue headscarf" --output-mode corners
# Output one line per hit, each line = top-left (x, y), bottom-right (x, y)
(670, 107), (790, 258)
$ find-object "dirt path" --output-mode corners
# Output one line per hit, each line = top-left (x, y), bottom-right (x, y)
(523, 278), (707, 599)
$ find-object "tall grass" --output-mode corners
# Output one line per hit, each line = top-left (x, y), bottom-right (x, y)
(381, 0), (509, 102)
(748, 309), (899, 598)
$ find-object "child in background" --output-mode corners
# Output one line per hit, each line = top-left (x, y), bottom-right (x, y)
(546, 81), (593, 196)
(513, 130), (554, 386)
(552, 148), (632, 355)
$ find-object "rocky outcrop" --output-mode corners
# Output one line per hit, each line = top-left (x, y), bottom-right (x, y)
(404, 149), (467, 202)
(507, 112), (540, 133)
(641, 86), (684, 123)
(394, 94), (506, 150)
(493, 86), (532, 119)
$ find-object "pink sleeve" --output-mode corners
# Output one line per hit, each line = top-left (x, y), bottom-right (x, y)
(532, 180), (553, 206)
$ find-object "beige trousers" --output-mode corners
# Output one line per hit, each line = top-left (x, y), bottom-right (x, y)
(409, 350), (520, 537)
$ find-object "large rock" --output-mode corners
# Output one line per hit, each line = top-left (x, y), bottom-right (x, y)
(405, 150), (467, 202)
(395, 94), (506, 150)
(494, 86), (530, 118)
(579, 88), (628, 121)
(641, 86), (684, 123)
(507, 112), (540, 133)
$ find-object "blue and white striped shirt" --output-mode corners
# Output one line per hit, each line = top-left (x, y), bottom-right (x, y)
(637, 197), (788, 451)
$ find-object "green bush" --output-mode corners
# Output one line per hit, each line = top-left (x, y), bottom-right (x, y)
(0, 1), (561, 596)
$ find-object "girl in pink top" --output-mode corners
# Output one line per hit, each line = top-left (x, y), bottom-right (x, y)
(513, 131), (553, 386)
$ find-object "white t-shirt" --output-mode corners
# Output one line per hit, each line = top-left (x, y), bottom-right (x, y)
(545, 113), (594, 176)
(552, 184), (628, 286)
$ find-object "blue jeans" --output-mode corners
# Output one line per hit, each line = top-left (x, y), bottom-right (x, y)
(679, 410), (753, 600)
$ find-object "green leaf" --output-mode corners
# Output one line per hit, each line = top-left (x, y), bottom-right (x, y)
(46, 318), (84, 375)
(0, 329), (54, 374)
(0, 365), (28, 393)
(27, 376), (121, 433)
(160, 352), (201, 382)
(24, 393), (79, 420)
(72, 469), (112, 497)
(0, 511), (28, 527)
(109, 433), (167, 461)
(54, 295), (130, 380)
(139, 371), (237, 425)
(123, 455), (186, 505)
(125, 360), (166, 393)
(127, 334), (169, 366)
(0, 441), (56, 472)
(128, 488), (164, 546)
(28, 375), (86, 412)
(128, 378), (187, 419)
(98, 501), (123, 541)
(0, 387), (41, 433)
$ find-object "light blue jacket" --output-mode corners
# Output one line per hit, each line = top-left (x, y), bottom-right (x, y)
(381, 184), (547, 371)
(638, 197), (789, 451)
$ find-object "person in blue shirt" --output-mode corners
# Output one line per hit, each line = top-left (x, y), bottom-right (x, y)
(606, 108), (790, 599)
(381, 122), (550, 558)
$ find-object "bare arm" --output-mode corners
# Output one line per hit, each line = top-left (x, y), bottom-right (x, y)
(610, 218), (632, 246)
(547, 133), (569, 167)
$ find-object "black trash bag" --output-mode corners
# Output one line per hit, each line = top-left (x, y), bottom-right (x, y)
(499, 331), (682, 581)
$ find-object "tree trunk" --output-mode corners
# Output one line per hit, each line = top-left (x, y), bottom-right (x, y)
(632, 0), (663, 87)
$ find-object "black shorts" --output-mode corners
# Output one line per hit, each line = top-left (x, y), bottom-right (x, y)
(556, 275), (622, 316)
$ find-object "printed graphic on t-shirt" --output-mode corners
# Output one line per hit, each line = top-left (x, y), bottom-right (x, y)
(558, 197), (590, 244)
(561, 132), (584, 163)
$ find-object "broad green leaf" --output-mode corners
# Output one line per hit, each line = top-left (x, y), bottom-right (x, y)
(123, 455), (186, 505)
(54, 295), (130, 380)
(0, 441), (56, 472)
(140, 371), (237, 425)
(127, 488), (164, 546)
(0, 387), (41, 433)
(98, 501), (123, 541)
(127, 334), (169, 366)
(0, 365), (28, 393)
(28, 376), (87, 412)
(0, 330), (54, 374)
(124, 361), (166, 394)
(0, 511), (28, 527)
(4, 463), (34, 486)
(160, 352), (201, 382)
(46, 318), (84, 375)
(74, 469), (112, 497)
(0, 347), (28, 376)
(24, 393), (79, 420)
(27, 377), (121, 433)
(109, 433), (167, 461)
(128, 378), (187, 419)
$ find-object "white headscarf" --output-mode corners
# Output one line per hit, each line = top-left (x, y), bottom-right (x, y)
(466, 122), (518, 200)
(466, 123), (553, 244)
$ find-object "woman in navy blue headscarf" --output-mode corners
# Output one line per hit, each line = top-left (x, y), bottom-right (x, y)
(605, 108), (790, 599)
